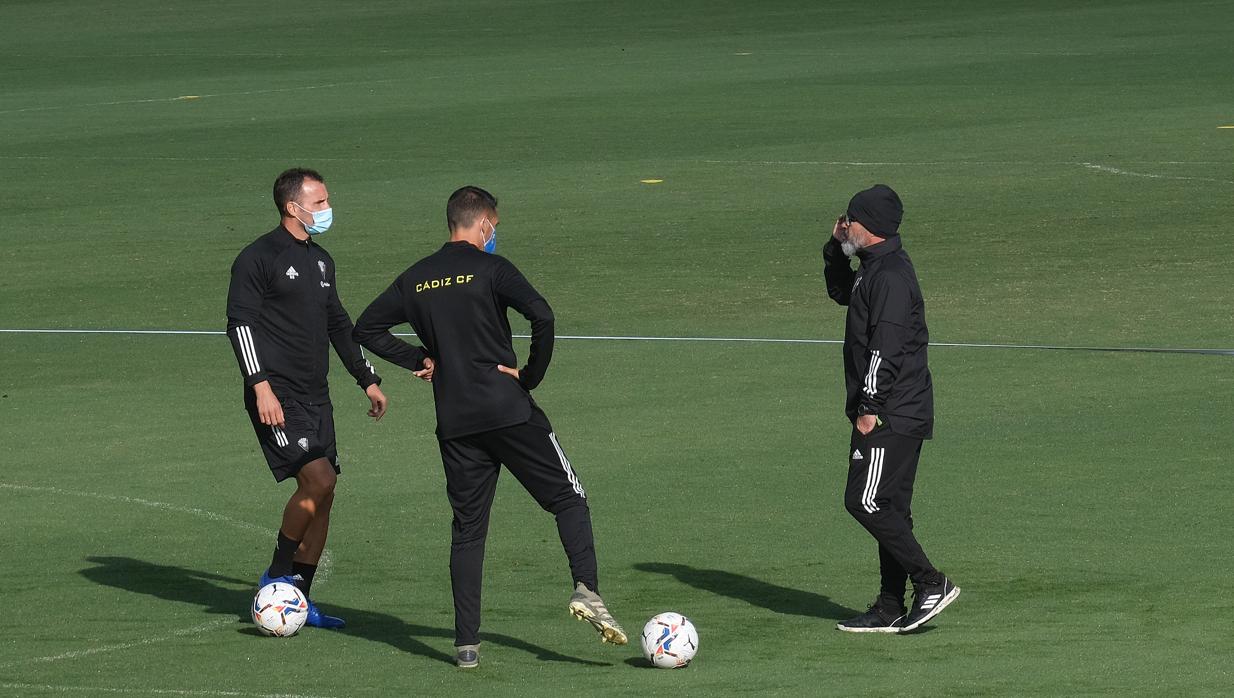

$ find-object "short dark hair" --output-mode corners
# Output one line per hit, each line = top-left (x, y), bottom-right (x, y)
(446, 186), (497, 232)
(273, 168), (324, 216)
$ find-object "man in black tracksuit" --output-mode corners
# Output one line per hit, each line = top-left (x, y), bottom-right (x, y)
(226, 168), (388, 629)
(823, 184), (960, 634)
(353, 186), (626, 668)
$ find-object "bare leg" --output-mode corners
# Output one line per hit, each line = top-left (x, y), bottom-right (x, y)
(296, 490), (334, 566)
(279, 457), (336, 541)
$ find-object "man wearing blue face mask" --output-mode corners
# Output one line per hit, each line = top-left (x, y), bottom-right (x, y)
(353, 186), (627, 668)
(226, 168), (397, 630)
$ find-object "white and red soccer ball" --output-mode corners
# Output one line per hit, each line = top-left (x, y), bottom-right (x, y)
(252, 582), (308, 637)
(640, 612), (699, 668)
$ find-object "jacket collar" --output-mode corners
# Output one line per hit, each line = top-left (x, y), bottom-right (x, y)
(275, 224), (313, 246)
(856, 235), (901, 263)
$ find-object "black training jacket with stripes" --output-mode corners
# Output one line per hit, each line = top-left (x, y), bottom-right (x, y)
(352, 241), (554, 441)
(824, 235), (934, 439)
(225, 225), (380, 403)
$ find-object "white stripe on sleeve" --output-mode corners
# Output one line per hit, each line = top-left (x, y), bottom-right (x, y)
(237, 326), (262, 376)
(233, 326), (256, 375)
(863, 350), (882, 397)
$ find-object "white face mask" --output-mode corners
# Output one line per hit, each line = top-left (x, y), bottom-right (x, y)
(292, 201), (333, 235)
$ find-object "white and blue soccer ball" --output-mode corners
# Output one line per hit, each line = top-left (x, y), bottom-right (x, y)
(640, 612), (699, 668)
(252, 582), (308, 637)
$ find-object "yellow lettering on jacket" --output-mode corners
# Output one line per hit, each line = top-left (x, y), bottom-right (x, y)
(416, 274), (476, 293)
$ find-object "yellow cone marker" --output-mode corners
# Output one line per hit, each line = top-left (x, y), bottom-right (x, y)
(640, 179), (664, 184)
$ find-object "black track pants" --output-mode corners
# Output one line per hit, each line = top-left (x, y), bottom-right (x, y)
(438, 407), (596, 646)
(844, 426), (939, 605)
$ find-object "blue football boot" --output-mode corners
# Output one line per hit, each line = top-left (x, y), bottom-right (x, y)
(259, 568), (298, 588)
(305, 599), (346, 629)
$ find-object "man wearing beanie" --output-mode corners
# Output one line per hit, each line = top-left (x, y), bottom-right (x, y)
(823, 184), (960, 633)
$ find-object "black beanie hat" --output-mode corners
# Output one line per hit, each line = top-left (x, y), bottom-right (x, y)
(846, 184), (903, 238)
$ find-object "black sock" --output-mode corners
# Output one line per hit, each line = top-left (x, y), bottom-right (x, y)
(268, 530), (300, 578)
(292, 562), (318, 597)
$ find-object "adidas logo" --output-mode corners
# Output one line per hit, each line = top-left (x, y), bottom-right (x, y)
(286, 266), (299, 279)
(920, 594), (942, 610)
(297, 437), (309, 451)
(852, 449), (863, 460)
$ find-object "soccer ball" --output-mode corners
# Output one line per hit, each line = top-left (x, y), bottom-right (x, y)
(640, 612), (699, 668)
(252, 582), (308, 637)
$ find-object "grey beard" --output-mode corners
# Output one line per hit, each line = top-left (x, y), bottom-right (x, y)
(841, 239), (860, 257)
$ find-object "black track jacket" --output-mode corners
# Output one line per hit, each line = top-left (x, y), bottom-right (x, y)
(352, 241), (554, 441)
(225, 226), (380, 404)
(824, 236), (934, 439)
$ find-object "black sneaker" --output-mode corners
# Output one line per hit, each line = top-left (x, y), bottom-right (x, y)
(836, 603), (907, 633)
(899, 577), (960, 633)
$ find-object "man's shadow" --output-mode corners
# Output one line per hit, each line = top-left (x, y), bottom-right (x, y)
(633, 562), (860, 620)
(79, 556), (609, 666)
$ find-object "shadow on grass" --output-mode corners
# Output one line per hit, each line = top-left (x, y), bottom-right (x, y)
(632, 562), (860, 620)
(79, 556), (609, 666)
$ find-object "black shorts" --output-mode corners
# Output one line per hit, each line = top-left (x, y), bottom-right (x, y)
(245, 398), (339, 482)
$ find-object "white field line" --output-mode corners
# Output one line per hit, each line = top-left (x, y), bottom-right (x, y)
(0, 57), (668, 118)
(1079, 162), (1234, 185)
(699, 158), (1232, 167)
(0, 483), (267, 534)
(701, 158), (1232, 185)
(0, 482), (331, 668)
(0, 682), (336, 698)
(1, 155), (1228, 167)
(0, 78), (408, 116)
(0, 619), (234, 670)
(0, 327), (1230, 355)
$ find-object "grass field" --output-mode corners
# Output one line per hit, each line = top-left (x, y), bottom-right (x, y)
(2, 0), (1232, 695)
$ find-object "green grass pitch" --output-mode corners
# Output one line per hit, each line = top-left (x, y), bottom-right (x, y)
(2, 0), (1231, 695)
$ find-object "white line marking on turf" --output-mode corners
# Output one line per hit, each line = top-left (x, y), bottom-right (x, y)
(0, 483), (332, 667)
(1, 155), (1228, 167)
(1, 328), (1229, 355)
(702, 158), (1231, 184)
(0, 78), (407, 116)
(1080, 162), (1234, 185)
(0, 59), (663, 118)
(0, 619), (234, 670)
(698, 158), (1232, 167)
(0, 328), (221, 335)
(0, 483), (266, 534)
(0, 682), (337, 698)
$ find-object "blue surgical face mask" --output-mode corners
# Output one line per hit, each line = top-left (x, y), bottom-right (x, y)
(293, 202), (333, 236)
(482, 219), (497, 254)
